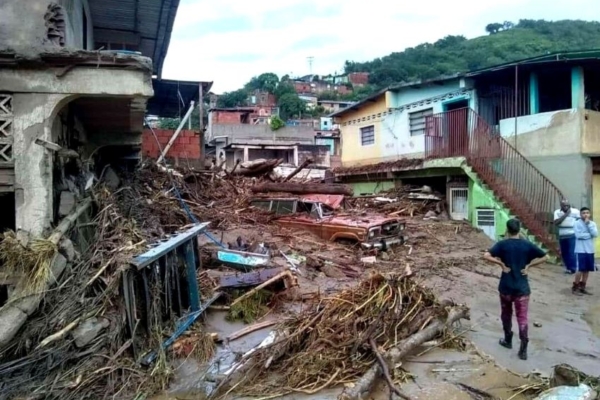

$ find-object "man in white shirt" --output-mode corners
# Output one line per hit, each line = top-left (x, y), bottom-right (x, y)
(554, 199), (580, 274)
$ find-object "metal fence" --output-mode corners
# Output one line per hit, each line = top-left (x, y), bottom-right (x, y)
(425, 108), (563, 253)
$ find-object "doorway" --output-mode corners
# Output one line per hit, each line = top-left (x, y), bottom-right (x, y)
(476, 208), (496, 241)
(443, 99), (470, 156)
(449, 188), (468, 220)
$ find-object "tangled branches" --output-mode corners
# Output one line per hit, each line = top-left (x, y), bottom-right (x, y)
(218, 273), (461, 398)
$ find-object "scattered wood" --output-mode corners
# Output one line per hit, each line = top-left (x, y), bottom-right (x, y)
(227, 320), (278, 342)
(369, 338), (412, 400)
(339, 307), (470, 400)
(251, 182), (354, 196)
(229, 271), (294, 308)
(282, 159), (312, 182)
(216, 267), (287, 289)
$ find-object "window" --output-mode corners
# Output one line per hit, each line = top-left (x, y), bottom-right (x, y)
(250, 200), (272, 211)
(272, 200), (295, 215)
(360, 125), (375, 146)
(409, 108), (433, 136)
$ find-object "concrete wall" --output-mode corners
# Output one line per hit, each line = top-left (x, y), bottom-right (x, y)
(468, 177), (512, 240)
(298, 144), (330, 167)
(211, 125), (315, 145)
(349, 180), (396, 196)
(498, 109), (591, 207)
(582, 110), (600, 156)
(499, 110), (582, 156)
(0, 0), (93, 52)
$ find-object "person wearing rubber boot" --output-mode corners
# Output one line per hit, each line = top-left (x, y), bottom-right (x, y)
(484, 219), (548, 360)
(573, 207), (597, 295)
(554, 199), (580, 274)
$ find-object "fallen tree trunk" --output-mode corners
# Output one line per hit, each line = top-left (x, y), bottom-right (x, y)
(338, 306), (470, 400)
(251, 182), (354, 196)
(234, 159), (283, 176)
(283, 159), (312, 182)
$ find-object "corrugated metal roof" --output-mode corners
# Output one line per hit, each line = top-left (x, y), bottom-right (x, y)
(89, 0), (179, 77)
(147, 79), (213, 117)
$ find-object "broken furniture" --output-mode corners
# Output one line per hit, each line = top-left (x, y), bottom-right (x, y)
(125, 223), (222, 365)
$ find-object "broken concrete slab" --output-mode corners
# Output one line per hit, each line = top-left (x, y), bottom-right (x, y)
(58, 191), (76, 217)
(72, 317), (110, 348)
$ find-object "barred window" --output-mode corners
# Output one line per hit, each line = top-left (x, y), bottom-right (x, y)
(360, 125), (375, 146)
(409, 108), (433, 136)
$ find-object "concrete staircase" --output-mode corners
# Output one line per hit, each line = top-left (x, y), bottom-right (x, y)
(425, 108), (563, 256)
(461, 164), (556, 259)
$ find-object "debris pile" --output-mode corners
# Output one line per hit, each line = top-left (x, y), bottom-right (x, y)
(349, 184), (447, 218)
(0, 187), (154, 399)
(114, 165), (275, 235)
(217, 271), (469, 399)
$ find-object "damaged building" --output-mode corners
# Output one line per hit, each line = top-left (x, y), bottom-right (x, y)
(0, 0), (184, 236)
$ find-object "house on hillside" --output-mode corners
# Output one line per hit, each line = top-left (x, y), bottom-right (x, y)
(332, 50), (600, 255)
(318, 100), (356, 113)
(0, 0), (196, 237)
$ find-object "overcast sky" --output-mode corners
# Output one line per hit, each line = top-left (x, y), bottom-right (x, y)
(162, 0), (600, 94)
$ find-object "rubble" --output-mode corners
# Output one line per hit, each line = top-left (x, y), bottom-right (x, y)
(0, 164), (494, 400)
(349, 184), (447, 218)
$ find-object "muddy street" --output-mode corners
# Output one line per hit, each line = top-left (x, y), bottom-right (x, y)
(1, 165), (599, 400)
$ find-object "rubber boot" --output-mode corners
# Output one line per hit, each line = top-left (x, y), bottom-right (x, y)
(580, 282), (593, 295)
(518, 340), (528, 360)
(499, 331), (513, 349)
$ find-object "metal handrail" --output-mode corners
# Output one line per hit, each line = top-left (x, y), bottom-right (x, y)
(425, 108), (563, 253)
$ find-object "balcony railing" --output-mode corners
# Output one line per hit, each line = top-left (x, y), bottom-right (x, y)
(425, 108), (563, 253)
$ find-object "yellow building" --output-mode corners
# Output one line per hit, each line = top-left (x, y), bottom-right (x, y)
(331, 90), (392, 167)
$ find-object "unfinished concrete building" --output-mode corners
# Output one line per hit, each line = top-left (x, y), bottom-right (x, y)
(0, 0), (180, 237)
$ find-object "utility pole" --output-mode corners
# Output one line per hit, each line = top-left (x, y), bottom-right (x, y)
(199, 82), (204, 166)
(307, 56), (314, 76)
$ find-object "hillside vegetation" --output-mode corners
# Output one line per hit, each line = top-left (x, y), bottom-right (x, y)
(345, 19), (600, 90)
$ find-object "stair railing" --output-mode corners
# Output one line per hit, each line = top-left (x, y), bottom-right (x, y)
(425, 108), (563, 253)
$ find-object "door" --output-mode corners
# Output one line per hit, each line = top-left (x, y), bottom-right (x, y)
(443, 100), (470, 156)
(476, 209), (496, 241)
(449, 188), (468, 220)
(593, 174), (600, 254)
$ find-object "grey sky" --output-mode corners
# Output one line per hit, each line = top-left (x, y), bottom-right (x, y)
(162, 0), (600, 93)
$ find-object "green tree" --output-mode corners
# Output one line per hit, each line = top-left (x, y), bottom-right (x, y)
(340, 20), (600, 91)
(270, 115), (285, 131)
(245, 72), (279, 93)
(486, 23), (504, 34)
(274, 82), (297, 101)
(278, 93), (306, 120)
(216, 89), (248, 108)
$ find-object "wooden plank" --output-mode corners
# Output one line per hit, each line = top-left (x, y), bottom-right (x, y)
(216, 267), (286, 289)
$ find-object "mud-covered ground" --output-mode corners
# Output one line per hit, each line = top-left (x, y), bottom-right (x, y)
(158, 218), (600, 400)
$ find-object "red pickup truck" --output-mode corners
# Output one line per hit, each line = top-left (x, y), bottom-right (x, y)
(250, 196), (405, 250)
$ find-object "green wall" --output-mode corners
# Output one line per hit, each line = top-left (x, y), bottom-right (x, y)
(350, 180), (395, 196)
(468, 178), (512, 240)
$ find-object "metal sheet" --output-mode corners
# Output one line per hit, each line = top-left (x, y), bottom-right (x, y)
(130, 223), (209, 269)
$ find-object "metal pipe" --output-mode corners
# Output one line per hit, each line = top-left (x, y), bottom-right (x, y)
(514, 64), (518, 150)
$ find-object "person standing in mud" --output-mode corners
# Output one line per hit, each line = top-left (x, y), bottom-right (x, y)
(554, 199), (580, 274)
(483, 219), (548, 360)
(573, 207), (597, 295)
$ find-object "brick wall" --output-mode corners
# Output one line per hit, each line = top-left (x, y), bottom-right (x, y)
(211, 111), (243, 124)
(142, 129), (201, 163)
